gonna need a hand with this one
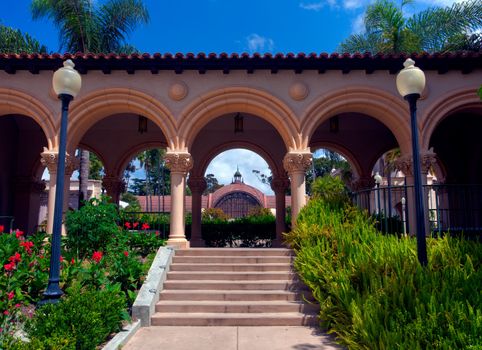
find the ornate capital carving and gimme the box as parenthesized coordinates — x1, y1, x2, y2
(40, 150, 79, 176)
(351, 176, 376, 191)
(65, 154, 79, 176)
(40, 150, 59, 174)
(283, 152, 312, 174)
(421, 149, 437, 174)
(188, 177, 207, 194)
(394, 155, 413, 176)
(102, 176, 126, 195)
(271, 177, 290, 193)
(394, 149, 437, 176)
(164, 152, 193, 174)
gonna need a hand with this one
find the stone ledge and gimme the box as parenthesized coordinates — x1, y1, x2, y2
(102, 320, 140, 350)
(131, 245, 175, 327)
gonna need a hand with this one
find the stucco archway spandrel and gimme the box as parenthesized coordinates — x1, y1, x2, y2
(66, 88, 176, 153)
(178, 87, 301, 150)
(421, 89, 482, 150)
(300, 87, 411, 155)
(0, 88, 55, 149)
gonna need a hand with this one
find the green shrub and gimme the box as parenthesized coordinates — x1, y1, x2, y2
(287, 199, 482, 350)
(310, 175, 349, 209)
(25, 286, 127, 350)
(65, 196, 120, 259)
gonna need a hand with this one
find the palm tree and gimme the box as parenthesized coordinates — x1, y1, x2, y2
(0, 23, 47, 53)
(339, 0, 482, 54)
(31, 0, 149, 204)
(31, 0, 149, 53)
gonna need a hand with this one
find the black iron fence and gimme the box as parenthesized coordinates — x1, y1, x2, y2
(351, 184, 482, 238)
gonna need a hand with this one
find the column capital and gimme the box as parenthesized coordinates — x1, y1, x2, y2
(271, 177, 290, 193)
(40, 150, 59, 174)
(283, 152, 312, 174)
(102, 176, 126, 195)
(65, 154, 79, 176)
(40, 150, 78, 176)
(351, 176, 376, 191)
(164, 152, 193, 174)
(188, 177, 207, 194)
(394, 149, 437, 176)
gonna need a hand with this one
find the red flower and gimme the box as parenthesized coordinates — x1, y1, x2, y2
(14, 304, 21, 308)
(141, 223, 150, 230)
(39, 254, 44, 259)
(9, 253, 21, 263)
(71, 258, 75, 265)
(20, 241, 34, 254)
(0, 225, 4, 233)
(3, 310, 9, 316)
(92, 251, 103, 263)
(133, 222, 139, 228)
(155, 231, 160, 236)
(59, 256, 64, 263)
(15, 230, 24, 239)
(124, 222, 131, 229)
(123, 251, 129, 257)
(7, 291, 14, 300)
(4, 262, 15, 271)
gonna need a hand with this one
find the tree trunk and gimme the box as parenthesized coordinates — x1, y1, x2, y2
(78, 149, 90, 208)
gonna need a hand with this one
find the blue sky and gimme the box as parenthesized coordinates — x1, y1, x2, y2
(12, 0, 459, 194)
(1, 0, 459, 54)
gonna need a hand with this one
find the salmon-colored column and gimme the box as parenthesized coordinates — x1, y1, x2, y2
(271, 177, 290, 247)
(40, 150, 58, 234)
(188, 177, 207, 247)
(165, 152, 193, 248)
(283, 151, 312, 226)
(40, 150, 78, 235)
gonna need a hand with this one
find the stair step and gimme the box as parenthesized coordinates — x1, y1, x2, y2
(169, 263, 292, 272)
(150, 312, 318, 326)
(158, 290, 310, 302)
(163, 280, 300, 290)
(155, 300, 319, 313)
(172, 256, 293, 264)
(175, 248, 294, 257)
(167, 271, 295, 280)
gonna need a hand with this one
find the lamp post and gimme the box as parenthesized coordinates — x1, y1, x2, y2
(396, 58, 428, 266)
(41, 60, 81, 304)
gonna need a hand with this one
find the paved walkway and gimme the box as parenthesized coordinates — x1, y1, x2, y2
(123, 326, 341, 350)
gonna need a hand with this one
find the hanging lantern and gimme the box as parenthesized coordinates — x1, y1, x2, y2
(234, 112, 244, 133)
(138, 116, 148, 134)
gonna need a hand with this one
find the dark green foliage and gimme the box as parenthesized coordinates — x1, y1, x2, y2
(310, 175, 350, 209)
(65, 196, 120, 259)
(204, 173, 224, 194)
(201, 222, 276, 247)
(88, 152, 104, 180)
(26, 286, 127, 350)
(0, 24, 47, 53)
(120, 192, 142, 212)
(286, 197, 482, 349)
(339, 0, 482, 54)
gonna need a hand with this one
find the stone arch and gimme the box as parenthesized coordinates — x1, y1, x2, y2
(211, 184, 265, 209)
(421, 88, 482, 150)
(178, 87, 300, 151)
(309, 141, 362, 179)
(114, 141, 168, 178)
(0, 88, 55, 149)
(192, 141, 282, 180)
(301, 87, 411, 154)
(67, 88, 176, 153)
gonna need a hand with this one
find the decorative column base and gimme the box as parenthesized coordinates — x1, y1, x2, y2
(166, 237, 190, 249)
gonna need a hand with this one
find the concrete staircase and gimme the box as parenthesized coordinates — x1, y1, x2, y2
(151, 248, 319, 326)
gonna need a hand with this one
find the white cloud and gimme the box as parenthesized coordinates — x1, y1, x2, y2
(342, 0, 365, 9)
(245, 33, 275, 53)
(351, 13, 366, 33)
(416, 0, 463, 6)
(299, 2, 325, 11)
(205, 149, 273, 195)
